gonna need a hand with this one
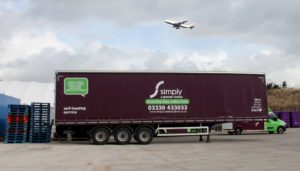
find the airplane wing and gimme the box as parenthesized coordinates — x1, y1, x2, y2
(164, 20, 178, 25)
(181, 24, 195, 29)
(180, 20, 188, 24)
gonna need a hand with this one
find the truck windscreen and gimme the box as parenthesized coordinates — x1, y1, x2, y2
(268, 112, 278, 121)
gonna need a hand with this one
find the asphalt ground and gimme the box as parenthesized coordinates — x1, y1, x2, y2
(0, 128, 299, 171)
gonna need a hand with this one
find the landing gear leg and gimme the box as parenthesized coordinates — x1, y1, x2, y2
(206, 135, 210, 143)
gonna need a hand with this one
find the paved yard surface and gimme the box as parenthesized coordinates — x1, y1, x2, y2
(0, 129, 300, 171)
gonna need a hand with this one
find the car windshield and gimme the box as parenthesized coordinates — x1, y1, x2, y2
(268, 112, 278, 120)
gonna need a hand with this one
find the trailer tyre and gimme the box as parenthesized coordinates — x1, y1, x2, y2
(136, 127, 154, 145)
(114, 127, 132, 144)
(92, 128, 110, 145)
(235, 128, 242, 135)
(133, 135, 138, 142)
(277, 126, 285, 134)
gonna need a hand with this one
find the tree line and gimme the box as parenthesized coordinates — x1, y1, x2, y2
(267, 81, 287, 90)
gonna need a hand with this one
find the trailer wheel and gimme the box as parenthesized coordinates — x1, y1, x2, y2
(92, 128, 110, 145)
(114, 127, 132, 144)
(136, 127, 154, 145)
(235, 128, 242, 135)
(277, 126, 285, 134)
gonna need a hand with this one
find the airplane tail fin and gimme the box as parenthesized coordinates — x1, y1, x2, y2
(190, 25, 195, 29)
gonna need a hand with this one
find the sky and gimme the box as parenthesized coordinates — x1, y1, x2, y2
(0, 0, 300, 87)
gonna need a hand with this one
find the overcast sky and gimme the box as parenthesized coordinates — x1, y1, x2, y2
(0, 0, 300, 86)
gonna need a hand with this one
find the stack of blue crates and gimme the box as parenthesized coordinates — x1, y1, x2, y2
(29, 103, 51, 143)
(4, 105, 30, 143)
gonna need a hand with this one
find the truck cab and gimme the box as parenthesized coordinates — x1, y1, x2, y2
(264, 109, 286, 134)
(224, 108, 286, 135)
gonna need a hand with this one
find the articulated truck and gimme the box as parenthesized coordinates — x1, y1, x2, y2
(55, 71, 268, 144)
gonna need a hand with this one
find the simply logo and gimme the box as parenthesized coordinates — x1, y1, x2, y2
(145, 80, 190, 113)
(149, 80, 164, 98)
(149, 80, 183, 98)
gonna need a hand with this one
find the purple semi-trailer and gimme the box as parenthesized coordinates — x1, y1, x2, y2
(55, 71, 268, 144)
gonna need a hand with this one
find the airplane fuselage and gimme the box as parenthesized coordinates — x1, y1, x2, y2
(173, 24, 181, 29)
(164, 19, 195, 29)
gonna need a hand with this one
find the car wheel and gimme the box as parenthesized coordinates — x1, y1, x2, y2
(235, 128, 242, 135)
(277, 126, 285, 134)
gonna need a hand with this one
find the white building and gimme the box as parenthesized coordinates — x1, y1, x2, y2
(0, 80, 54, 105)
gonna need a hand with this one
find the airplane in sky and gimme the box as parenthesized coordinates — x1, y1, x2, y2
(164, 19, 195, 29)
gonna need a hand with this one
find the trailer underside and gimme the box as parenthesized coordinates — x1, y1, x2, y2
(55, 117, 267, 144)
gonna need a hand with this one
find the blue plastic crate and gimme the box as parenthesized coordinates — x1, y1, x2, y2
(8, 105, 30, 114)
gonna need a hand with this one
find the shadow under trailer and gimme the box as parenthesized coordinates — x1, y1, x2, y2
(55, 71, 269, 145)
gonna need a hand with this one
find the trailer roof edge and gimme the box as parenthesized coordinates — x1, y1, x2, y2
(55, 70, 265, 75)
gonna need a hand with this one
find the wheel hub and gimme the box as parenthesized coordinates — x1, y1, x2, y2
(118, 131, 129, 142)
(140, 131, 150, 141)
(95, 131, 106, 142)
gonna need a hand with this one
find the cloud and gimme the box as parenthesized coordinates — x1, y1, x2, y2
(0, 29, 230, 82)
(22, 0, 300, 55)
(0, 31, 73, 63)
(0, 0, 300, 87)
(230, 50, 300, 86)
(0, 28, 299, 86)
